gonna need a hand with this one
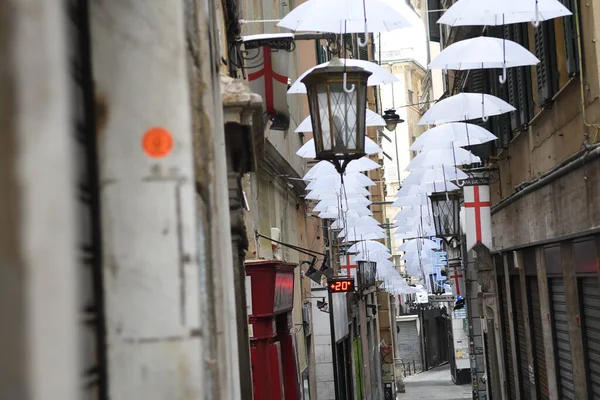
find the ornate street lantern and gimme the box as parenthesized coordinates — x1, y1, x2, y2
(429, 191, 461, 239)
(382, 108, 403, 131)
(302, 62, 373, 173)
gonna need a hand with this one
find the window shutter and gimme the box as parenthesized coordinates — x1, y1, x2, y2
(427, 0, 442, 42)
(534, 21, 558, 106)
(504, 25, 519, 130)
(561, 0, 580, 76)
(464, 69, 490, 130)
(358, 34, 369, 60)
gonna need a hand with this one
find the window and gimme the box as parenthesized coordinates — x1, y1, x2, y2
(408, 89, 414, 104)
(561, 0, 581, 76)
(534, 20, 559, 106)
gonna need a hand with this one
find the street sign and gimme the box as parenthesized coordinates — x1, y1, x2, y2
(428, 294, 456, 302)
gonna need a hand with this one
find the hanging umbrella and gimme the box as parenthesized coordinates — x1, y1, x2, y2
(288, 59, 398, 94)
(343, 231, 387, 242)
(296, 109, 385, 132)
(429, 37, 539, 83)
(418, 93, 515, 125)
(403, 166, 468, 185)
(347, 240, 388, 253)
(306, 173, 375, 190)
(306, 187, 371, 200)
(392, 193, 431, 207)
(398, 238, 439, 252)
(409, 123, 497, 152)
(438, 0, 572, 28)
(331, 215, 381, 229)
(339, 226, 385, 238)
(405, 147, 481, 171)
(297, 136, 382, 158)
(355, 251, 392, 262)
(277, 0, 412, 35)
(318, 206, 373, 219)
(397, 182, 460, 196)
(303, 157, 380, 180)
(313, 197, 371, 212)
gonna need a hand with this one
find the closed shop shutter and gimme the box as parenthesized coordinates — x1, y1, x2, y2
(484, 331, 494, 400)
(529, 278, 550, 399)
(550, 278, 575, 399)
(397, 320, 422, 371)
(580, 277, 600, 398)
(67, 1, 107, 397)
(512, 276, 530, 399)
(498, 277, 517, 398)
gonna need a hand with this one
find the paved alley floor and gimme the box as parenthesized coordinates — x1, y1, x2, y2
(397, 365, 472, 400)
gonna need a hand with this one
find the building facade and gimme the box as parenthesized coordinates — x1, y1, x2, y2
(436, 0, 600, 398)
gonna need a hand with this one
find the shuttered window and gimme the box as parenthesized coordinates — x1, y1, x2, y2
(357, 34, 369, 61)
(498, 277, 518, 398)
(512, 276, 530, 399)
(549, 278, 576, 399)
(534, 21, 559, 106)
(580, 277, 600, 398)
(504, 23, 534, 130)
(427, 0, 442, 42)
(529, 278, 550, 399)
(560, 0, 581, 76)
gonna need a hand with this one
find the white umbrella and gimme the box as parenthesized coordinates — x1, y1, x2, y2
(303, 158, 380, 180)
(313, 197, 371, 212)
(306, 173, 375, 190)
(403, 167, 468, 185)
(397, 182, 460, 196)
(331, 215, 381, 229)
(343, 231, 386, 242)
(347, 240, 388, 253)
(409, 123, 497, 152)
(438, 0, 572, 28)
(405, 147, 481, 171)
(339, 226, 385, 238)
(429, 37, 539, 84)
(399, 238, 438, 253)
(392, 193, 431, 207)
(318, 206, 373, 219)
(306, 187, 371, 200)
(355, 251, 392, 262)
(418, 93, 515, 125)
(288, 59, 398, 94)
(295, 109, 385, 132)
(296, 137, 382, 158)
(277, 0, 412, 35)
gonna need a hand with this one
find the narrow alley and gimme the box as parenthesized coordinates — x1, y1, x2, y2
(397, 366, 472, 400)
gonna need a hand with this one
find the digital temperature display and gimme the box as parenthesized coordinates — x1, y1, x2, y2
(327, 279, 355, 293)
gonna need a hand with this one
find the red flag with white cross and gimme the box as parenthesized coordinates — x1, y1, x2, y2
(339, 254, 358, 279)
(464, 185, 492, 251)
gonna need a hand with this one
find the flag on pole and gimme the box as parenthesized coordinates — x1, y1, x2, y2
(464, 185, 492, 251)
(339, 254, 358, 278)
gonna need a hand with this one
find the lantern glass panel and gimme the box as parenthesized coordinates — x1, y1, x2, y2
(302, 66, 371, 162)
(430, 191, 461, 238)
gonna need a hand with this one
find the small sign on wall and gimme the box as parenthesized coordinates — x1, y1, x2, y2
(246, 276, 253, 315)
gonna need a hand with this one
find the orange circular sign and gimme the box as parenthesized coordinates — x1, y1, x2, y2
(142, 127, 173, 158)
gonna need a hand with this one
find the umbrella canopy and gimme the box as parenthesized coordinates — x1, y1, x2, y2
(399, 238, 439, 252)
(418, 93, 515, 125)
(347, 240, 388, 253)
(313, 196, 371, 212)
(409, 123, 497, 152)
(331, 215, 381, 229)
(306, 188, 371, 200)
(343, 231, 386, 242)
(403, 166, 469, 185)
(429, 37, 539, 70)
(288, 59, 398, 94)
(392, 193, 431, 207)
(339, 225, 385, 238)
(277, 0, 412, 33)
(405, 147, 481, 170)
(397, 182, 460, 196)
(303, 157, 380, 180)
(295, 109, 385, 132)
(297, 136, 382, 158)
(438, 0, 572, 27)
(318, 206, 373, 219)
(306, 172, 375, 190)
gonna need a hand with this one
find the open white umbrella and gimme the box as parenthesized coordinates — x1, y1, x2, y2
(303, 157, 380, 180)
(318, 206, 373, 219)
(313, 197, 371, 212)
(397, 182, 460, 196)
(306, 186, 371, 200)
(409, 123, 497, 152)
(403, 167, 468, 185)
(296, 109, 385, 132)
(277, 0, 412, 36)
(392, 193, 431, 207)
(331, 215, 381, 229)
(288, 58, 398, 94)
(347, 240, 388, 253)
(343, 231, 386, 242)
(429, 37, 539, 83)
(405, 147, 481, 171)
(399, 238, 439, 252)
(296, 136, 382, 158)
(339, 225, 385, 238)
(438, 0, 572, 28)
(418, 93, 515, 125)
(306, 173, 375, 190)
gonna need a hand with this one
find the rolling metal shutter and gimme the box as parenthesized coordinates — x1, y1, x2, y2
(529, 278, 550, 399)
(550, 278, 575, 399)
(498, 277, 517, 399)
(67, 1, 107, 398)
(580, 277, 600, 398)
(512, 276, 530, 399)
